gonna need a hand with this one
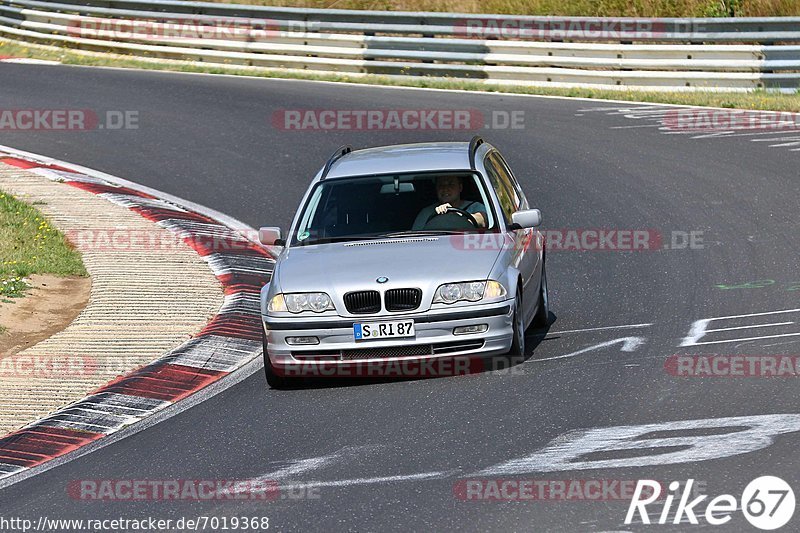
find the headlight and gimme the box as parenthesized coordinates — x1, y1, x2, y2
(268, 292, 334, 314)
(433, 280, 507, 304)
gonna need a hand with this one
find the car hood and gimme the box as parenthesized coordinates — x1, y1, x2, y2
(276, 235, 505, 295)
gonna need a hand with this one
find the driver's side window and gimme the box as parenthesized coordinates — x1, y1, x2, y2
(484, 153, 517, 224)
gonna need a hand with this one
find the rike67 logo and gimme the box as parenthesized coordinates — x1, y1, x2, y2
(626, 476, 795, 530)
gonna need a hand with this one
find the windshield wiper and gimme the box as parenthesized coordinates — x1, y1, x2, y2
(378, 230, 463, 237)
(298, 234, 391, 245)
(298, 231, 464, 245)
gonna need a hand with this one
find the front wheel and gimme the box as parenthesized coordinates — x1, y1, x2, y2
(505, 287, 525, 357)
(532, 259, 549, 328)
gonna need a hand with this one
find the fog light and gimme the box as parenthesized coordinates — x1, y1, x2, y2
(453, 324, 488, 335)
(286, 336, 320, 345)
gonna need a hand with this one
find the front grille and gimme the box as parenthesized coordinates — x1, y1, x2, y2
(385, 288, 422, 312)
(341, 344, 432, 360)
(344, 290, 381, 314)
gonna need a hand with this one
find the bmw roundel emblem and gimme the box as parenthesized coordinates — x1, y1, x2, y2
(376, 276, 389, 283)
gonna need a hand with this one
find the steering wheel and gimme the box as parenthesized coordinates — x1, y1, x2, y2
(442, 207, 479, 228)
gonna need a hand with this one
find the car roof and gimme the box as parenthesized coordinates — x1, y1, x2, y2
(321, 142, 481, 180)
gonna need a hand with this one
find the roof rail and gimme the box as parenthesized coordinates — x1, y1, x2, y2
(320, 145, 353, 180)
(468, 136, 484, 170)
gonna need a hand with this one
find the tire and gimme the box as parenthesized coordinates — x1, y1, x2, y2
(532, 259, 549, 329)
(505, 287, 525, 357)
(263, 328, 289, 389)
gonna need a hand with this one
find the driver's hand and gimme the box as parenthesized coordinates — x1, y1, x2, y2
(435, 203, 452, 215)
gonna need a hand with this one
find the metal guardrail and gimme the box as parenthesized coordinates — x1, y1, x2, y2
(0, 0, 798, 91)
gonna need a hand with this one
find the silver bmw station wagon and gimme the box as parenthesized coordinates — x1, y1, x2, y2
(259, 137, 549, 387)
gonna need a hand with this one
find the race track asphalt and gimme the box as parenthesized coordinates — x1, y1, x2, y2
(1, 64, 799, 531)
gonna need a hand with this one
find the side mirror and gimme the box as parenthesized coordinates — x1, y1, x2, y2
(259, 227, 284, 246)
(510, 209, 542, 229)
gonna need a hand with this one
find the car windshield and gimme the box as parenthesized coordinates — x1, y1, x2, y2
(290, 171, 499, 246)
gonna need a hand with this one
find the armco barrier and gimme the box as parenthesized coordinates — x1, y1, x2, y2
(0, 0, 798, 91)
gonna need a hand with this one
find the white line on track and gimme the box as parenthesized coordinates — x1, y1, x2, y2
(765, 140, 800, 148)
(706, 308, 800, 320)
(260, 457, 337, 481)
(214, 447, 452, 494)
(528, 337, 646, 363)
(280, 471, 456, 490)
(706, 321, 793, 333)
(690, 130, 800, 140)
(692, 332, 800, 346)
(609, 124, 663, 129)
(544, 323, 652, 335)
(752, 135, 800, 142)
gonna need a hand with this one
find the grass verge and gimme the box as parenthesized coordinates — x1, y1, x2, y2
(200, 0, 798, 18)
(0, 189, 87, 301)
(2, 38, 800, 111)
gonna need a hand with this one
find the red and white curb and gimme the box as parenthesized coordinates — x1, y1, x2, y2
(0, 146, 274, 481)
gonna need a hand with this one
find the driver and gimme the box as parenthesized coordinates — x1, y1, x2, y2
(412, 175, 487, 230)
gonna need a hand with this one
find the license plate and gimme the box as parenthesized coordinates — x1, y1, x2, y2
(353, 320, 415, 341)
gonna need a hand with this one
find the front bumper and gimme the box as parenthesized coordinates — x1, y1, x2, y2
(263, 301, 514, 372)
